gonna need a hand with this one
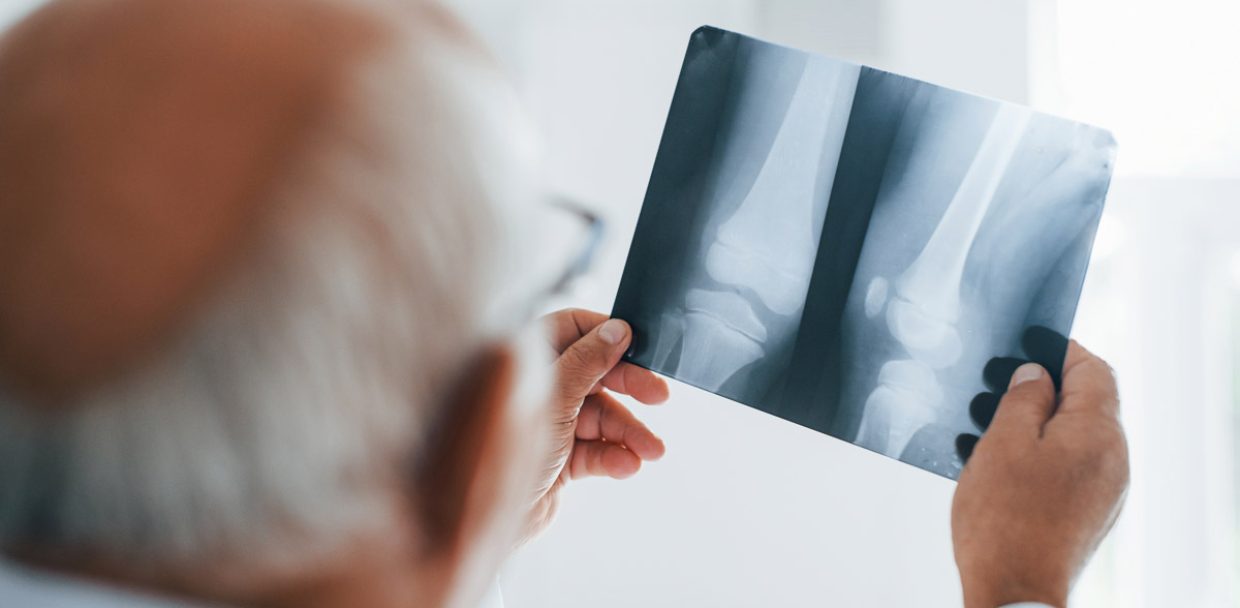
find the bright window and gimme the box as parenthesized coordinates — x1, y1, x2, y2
(1033, 2, 1240, 603)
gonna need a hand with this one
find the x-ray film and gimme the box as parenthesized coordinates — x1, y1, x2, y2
(612, 26, 1115, 479)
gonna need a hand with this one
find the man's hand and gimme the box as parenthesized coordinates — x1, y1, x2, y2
(522, 309, 669, 540)
(952, 340, 1128, 608)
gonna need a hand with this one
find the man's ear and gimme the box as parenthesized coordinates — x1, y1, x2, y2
(414, 345, 516, 564)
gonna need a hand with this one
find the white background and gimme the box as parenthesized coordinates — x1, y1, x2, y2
(453, 2, 1240, 606)
(2, 1, 1237, 606)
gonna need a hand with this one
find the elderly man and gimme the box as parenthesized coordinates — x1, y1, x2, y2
(0, 0, 1128, 607)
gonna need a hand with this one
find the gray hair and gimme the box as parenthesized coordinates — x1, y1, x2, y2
(0, 5, 554, 576)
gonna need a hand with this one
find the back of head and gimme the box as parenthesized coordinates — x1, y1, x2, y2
(0, 0, 551, 597)
(0, 0, 388, 400)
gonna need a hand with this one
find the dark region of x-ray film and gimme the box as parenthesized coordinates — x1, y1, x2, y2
(612, 26, 1115, 479)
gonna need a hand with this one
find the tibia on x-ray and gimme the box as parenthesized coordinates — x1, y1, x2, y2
(675, 289, 768, 391)
(705, 58, 857, 315)
(855, 359, 943, 455)
(860, 104, 1031, 457)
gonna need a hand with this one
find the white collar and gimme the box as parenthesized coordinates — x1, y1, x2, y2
(1, 559, 508, 608)
(0, 559, 216, 608)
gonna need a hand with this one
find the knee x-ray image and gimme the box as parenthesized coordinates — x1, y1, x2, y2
(611, 26, 1115, 479)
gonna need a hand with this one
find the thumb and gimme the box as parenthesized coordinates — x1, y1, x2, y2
(553, 318, 630, 407)
(987, 362, 1057, 437)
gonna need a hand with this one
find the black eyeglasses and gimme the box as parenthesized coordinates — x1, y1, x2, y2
(542, 196, 604, 299)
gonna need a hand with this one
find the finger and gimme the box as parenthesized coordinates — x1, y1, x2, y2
(986, 362, 1057, 438)
(576, 393, 665, 460)
(983, 357, 1028, 393)
(1055, 340, 1120, 420)
(599, 361, 670, 405)
(553, 318, 631, 410)
(956, 433, 979, 463)
(543, 311, 665, 402)
(567, 440, 641, 480)
(1021, 325, 1069, 389)
(969, 392, 1000, 429)
(543, 308, 610, 354)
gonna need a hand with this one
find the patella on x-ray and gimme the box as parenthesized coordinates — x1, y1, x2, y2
(612, 26, 1115, 479)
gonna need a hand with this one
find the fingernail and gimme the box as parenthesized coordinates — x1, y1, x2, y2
(1009, 363, 1044, 389)
(598, 319, 627, 345)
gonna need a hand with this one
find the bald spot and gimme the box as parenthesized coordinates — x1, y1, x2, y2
(0, 0, 389, 404)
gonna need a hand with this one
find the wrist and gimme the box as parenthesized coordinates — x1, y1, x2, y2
(961, 569, 1068, 608)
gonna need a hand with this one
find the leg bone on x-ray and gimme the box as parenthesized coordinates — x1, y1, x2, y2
(856, 104, 1032, 458)
(668, 58, 856, 392)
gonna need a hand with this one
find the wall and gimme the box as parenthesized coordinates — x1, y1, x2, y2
(0, 0, 40, 27)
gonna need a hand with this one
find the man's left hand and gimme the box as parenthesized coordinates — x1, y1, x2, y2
(523, 308, 669, 540)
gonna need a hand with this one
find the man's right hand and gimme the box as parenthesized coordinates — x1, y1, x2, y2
(951, 341, 1129, 608)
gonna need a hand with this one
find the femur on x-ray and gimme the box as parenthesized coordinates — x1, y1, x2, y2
(613, 27, 1114, 479)
(648, 50, 858, 397)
